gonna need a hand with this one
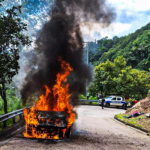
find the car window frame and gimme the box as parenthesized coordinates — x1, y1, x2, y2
(117, 97, 122, 101)
(111, 97, 116, 101)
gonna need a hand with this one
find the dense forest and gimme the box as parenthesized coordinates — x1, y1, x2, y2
(89, 23, 150, 71)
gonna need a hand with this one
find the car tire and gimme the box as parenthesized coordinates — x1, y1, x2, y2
(106, 103, 110, 107)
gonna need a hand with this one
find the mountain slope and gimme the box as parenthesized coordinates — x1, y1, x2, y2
(90, 23, 150, 71)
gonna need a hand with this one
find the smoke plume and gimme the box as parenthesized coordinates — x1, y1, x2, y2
(21, 0, 116, 105)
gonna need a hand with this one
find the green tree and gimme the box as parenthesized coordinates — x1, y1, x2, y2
(90, 56, 150, 99)
(90, 23, 150, 71)
(0, 0, 31, 114)
(92, 58, 116, 95)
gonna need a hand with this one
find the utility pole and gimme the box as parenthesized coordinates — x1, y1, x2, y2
(87, 42, 89, 65)
(84, 42, 89, 65)
(84, 41, 89, 93)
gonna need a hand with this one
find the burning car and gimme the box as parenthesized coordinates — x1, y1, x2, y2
(23, 59, 76, 140)
(25, 110, 76, 139)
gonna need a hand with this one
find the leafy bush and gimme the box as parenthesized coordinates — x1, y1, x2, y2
(0, 87, 23, 115)
(89, 96, 97, 100)
(79, 95, 86, 99)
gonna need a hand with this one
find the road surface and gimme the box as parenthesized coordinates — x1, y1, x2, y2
(1, 105, 150, 150)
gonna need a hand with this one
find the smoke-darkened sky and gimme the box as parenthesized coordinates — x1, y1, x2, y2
(2, 0, 150, 98)
(20, 0, 115, 105)
(1, 0, 150, 41)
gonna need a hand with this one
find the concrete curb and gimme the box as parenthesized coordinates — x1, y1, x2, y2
(112, 116, 150, 136)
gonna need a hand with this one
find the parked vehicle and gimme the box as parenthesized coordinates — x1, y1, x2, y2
(97, 95, 130, 109)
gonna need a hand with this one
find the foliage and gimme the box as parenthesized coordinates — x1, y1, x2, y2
(79, 95, 97, 100)
(0, 1, 31, 113)
(89, 56, 150, 99)
(89, 36, 115, 65)
(0, 87, 23, 115)
(88, 96, 97, 100)
(90, 23, 150, 71)
(79, 94, 86, 99)
(0, 2, 31, 84)
(116, 113, 150, 132)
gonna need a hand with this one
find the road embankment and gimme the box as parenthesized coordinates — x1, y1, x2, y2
(115, 113, 150, 135)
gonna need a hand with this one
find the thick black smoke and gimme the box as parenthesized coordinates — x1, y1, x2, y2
(21, 0, 116, 105)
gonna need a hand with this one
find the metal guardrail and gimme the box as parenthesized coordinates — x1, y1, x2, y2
(0, 109, 23, 128)
(0, 101, 98, 140)
(0, 100, 97, 129)
(79, 99, 98, 103)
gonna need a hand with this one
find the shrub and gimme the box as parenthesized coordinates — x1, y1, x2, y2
(79, 94, 86, 99)
(89, 96, 97, 100)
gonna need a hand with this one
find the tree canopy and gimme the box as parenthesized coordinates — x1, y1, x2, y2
(89, 23, 150, 71)
(89, 56, 150, 99)
(0, 0, 31, 113)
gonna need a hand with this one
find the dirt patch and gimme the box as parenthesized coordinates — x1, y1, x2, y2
(126, 98, 150, 115)
(116, 97, 150, 133)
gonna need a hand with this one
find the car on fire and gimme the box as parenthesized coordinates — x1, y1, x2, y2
(26, 110, 77, 139)
(97, 95, 130, 109)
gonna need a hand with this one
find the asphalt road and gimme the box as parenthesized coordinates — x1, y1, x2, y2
(1, 105, 150, 150)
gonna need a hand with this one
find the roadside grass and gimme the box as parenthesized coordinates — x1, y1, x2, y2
(115, 113, 150, 132)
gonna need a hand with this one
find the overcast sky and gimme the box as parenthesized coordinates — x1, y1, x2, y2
(82, 0, 150, 41)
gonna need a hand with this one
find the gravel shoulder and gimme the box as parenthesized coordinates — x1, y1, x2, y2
(1, 106, 150, 150)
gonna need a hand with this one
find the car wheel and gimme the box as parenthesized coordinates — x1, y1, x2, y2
(106, 103, 110, 107)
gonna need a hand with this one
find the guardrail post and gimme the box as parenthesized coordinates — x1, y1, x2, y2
(12, 117, 16, 124)
(19, 114, 22, 120)
(3, 121, 7, 128)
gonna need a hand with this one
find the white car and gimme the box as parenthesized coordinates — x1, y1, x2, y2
(97, 95, 129, 109)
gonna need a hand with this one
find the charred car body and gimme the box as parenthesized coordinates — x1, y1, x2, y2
(26, 110, 76, 139)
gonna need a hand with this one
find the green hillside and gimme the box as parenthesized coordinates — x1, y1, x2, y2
(90, 23, 150, 71)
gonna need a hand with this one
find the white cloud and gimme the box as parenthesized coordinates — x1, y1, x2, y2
(108, 0, 150, 12)
(80, 22, 132, 41)
(105, 22, 131, 37)
(79, 0, 150, 41)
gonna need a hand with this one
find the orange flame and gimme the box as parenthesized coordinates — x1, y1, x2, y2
(23, 58, 76, 139)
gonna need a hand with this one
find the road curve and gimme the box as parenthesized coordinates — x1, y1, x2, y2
(1, 105, 150, 150)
